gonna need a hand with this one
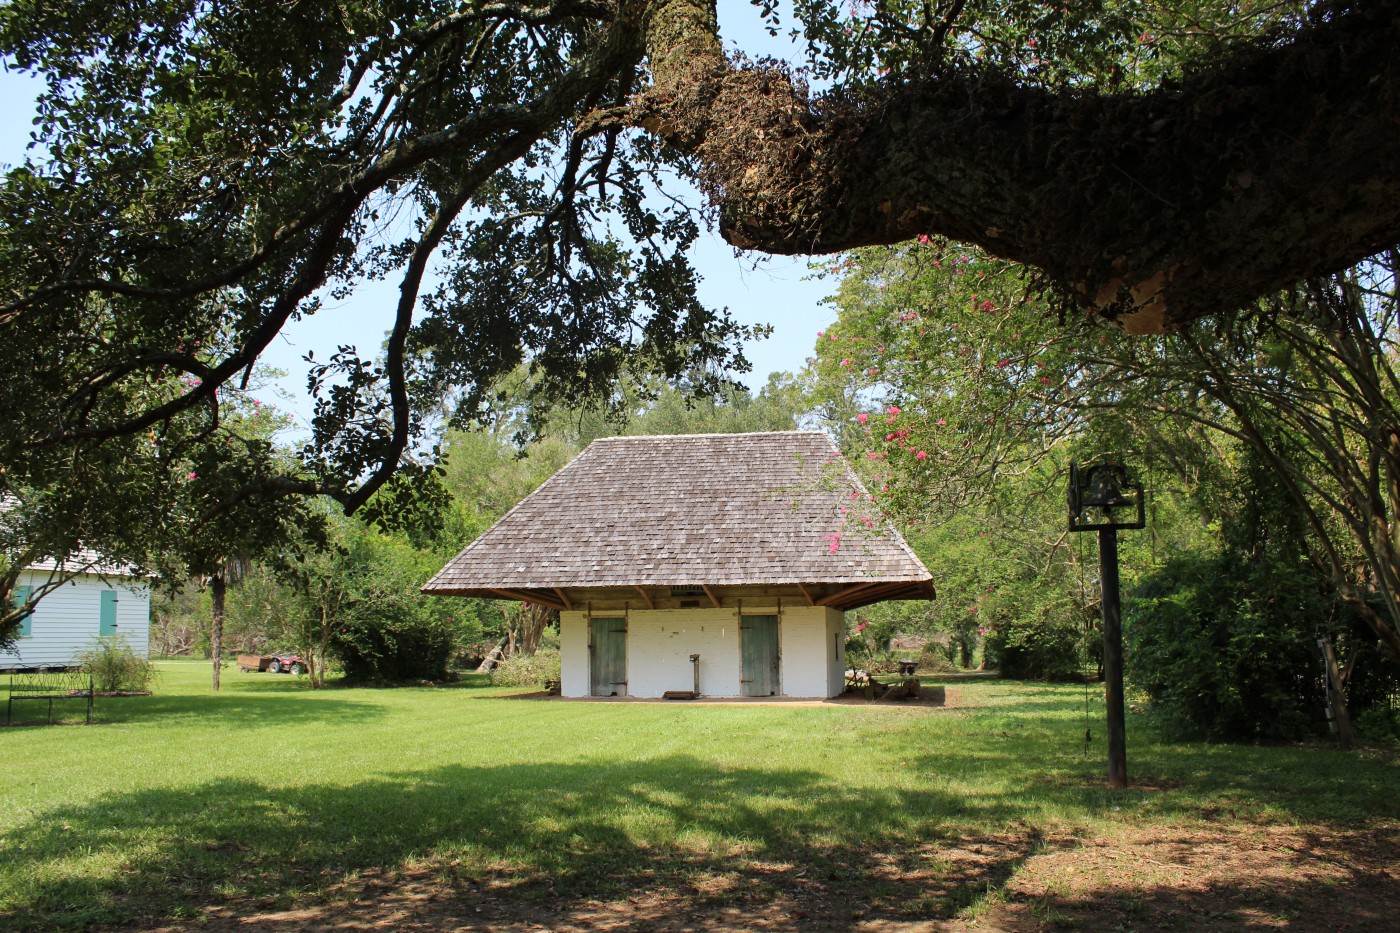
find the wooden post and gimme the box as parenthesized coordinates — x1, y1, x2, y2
(1099, 527, 1128, 789)
(1317, 636, 1354, 750)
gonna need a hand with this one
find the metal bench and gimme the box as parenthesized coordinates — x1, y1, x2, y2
(6, 670, 94, 725)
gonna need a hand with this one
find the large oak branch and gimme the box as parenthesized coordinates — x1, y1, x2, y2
(639, 0, 1400, 333)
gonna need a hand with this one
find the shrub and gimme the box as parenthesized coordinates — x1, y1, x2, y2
(1125, 552, 1331, 741)
(490, 648, 561, 688)
(915, 646, 957, 673)
(1352, 706, 1400, 745)
(78, 635, 156, 693)
(984, 614, 1086, 681)
(332, 609, 455, 683)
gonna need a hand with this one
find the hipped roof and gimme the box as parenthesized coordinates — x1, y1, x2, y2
(423, 431, 934, 600)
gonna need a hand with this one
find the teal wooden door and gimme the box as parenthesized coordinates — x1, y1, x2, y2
(741, 615, 780, 697)
(99, 591, 119, 636)
(589, 617, 627, 696)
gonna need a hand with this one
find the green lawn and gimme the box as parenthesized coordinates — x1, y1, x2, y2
(2, 661, 1396, 930)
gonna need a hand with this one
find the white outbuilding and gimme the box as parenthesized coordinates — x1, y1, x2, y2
(2, 553, 151, 670)
(423, 431, 935, 698)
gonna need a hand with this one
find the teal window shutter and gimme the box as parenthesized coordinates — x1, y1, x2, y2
(99, 590, 118, 636)
(12, 584, 33, 638)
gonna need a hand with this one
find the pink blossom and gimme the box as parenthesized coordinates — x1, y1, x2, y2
(887, 405, 901, 416)
(816, 331, 823, 338)
(937, 418, 947, 426)
(187, 472, 198, 480)
(829, 333, 839, 341)
(840, 359, 851, 367)
(981, 300, 996, 312)
(856, 412, 869, 424)
(915, 450, 928, 461)
(917, 234, 930, 245)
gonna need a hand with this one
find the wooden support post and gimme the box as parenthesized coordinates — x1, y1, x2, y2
(1100, 527, 1128, 790)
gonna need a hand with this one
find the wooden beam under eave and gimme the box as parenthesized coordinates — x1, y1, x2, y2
(827, 583, 906, 611)
(796, 583, 817, 606)
(553, 588, 574, 611)
(832, 581, 938, 611)
(634, 586, 655, 609)
(701, 584, 721, 608)
(815, 581, 885, 608)
(489, 588, 567, 611)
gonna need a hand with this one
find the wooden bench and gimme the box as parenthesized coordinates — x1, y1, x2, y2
(6, 670, 94, 725)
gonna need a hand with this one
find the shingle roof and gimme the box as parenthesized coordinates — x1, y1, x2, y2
(423, 431, 933, 593)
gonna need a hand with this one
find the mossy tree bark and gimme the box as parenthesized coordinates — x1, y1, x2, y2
(636, 0, 1400, 332)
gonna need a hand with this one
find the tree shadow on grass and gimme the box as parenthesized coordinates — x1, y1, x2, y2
(7, 751, 1396, 932)
(2, 754, 1068, 931)
(87, 692, 390, 728)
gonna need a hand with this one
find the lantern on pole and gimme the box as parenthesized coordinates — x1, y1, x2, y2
(1068, 460, 1144, 789)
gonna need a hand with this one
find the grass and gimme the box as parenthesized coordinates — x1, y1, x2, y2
(2, 660, 1397, 930)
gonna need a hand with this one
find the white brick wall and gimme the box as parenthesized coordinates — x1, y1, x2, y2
(2, 571, 151, 669)
(559, 610, 589, 696)
(557, 604, 845, 698)
(777, 606, 846, 698)
(827, 608, 847, 697)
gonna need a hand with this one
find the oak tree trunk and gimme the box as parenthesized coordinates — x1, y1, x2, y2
(636, 0, 1400, 331)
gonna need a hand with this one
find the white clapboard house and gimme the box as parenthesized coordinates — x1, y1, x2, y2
(2, 551, 151, 671)
(423, 431, 935, 698)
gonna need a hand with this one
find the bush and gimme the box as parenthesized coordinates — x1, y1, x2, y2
(984, 614, 1086, 681)
(332, 609, 456, 683)
(1126, 552, 1331, 741)
(490, 648, 561, 688)
(915, 646, 957, 673)
(78, 635, 156, 693)
(1352, 706, 1400, 745)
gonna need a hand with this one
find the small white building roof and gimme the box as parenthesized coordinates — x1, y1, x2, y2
(424, 431, 934, 607)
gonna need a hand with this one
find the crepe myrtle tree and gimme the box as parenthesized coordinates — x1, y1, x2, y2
(814, 239, 1400, 666)
(2, 0, 1398, 556)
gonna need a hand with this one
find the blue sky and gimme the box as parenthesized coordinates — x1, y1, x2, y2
(0, 4, 836, 423)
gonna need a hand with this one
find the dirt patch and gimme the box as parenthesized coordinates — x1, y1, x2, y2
(991, 822, 1400, 931)
(134, 822, 1399, 932)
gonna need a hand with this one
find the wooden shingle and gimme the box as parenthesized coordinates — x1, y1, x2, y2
(423, 431, 933, 596)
